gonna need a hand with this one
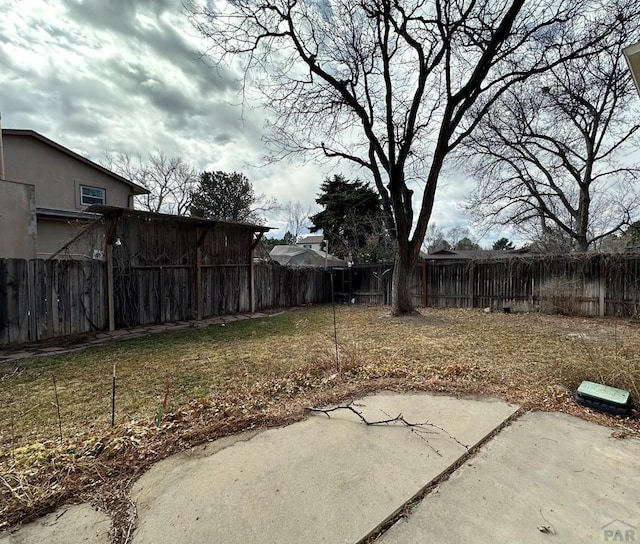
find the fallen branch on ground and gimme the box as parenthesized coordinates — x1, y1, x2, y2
(305, 402, 469, 456)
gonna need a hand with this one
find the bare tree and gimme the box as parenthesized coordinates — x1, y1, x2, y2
(283, 200, 313, 240)
(446, 227, 473, 250)
(461, 23, 640, 252)
(422, 223, 449, 253)
(104, 151, 197, 215)
(422, 224, 479, 252)
(188, 0, 636, 314)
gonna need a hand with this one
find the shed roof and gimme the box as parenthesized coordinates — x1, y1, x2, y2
(2, 129, 149, 195)
(89, 205, 272, 232)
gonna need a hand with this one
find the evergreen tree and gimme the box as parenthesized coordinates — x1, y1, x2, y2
(264, 231, 296, 250)
(455, 237, 481, 250)
(492, 238, 515, 251)
(191, 171, 277, 223)
(310, 175, 385, 259)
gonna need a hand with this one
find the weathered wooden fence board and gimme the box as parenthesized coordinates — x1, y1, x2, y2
(110, 262, 330, 329)
(0, 259, 29, 344)
(421, 255, 640, 316)
(7, 254, 640, 347)
(254, 264, 331, 309)
(0, 259, 106, 345)
(340, 255, 640, 317)
(201, 266, 251, 318)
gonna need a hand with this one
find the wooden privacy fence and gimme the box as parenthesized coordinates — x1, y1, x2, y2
(332, 263, 422, 306)
(0, 259, 332, 346)
(1, 210, 334, 346)
(0, 259, 106, 345)
(255, 264, 331, 310)
(113, 262, 331, 328)
(422, 254, 640, 316)
(5, 253, 640, 347)
(338, 255, 640, 317)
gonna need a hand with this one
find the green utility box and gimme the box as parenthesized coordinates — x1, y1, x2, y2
(576, 381, 632, 416)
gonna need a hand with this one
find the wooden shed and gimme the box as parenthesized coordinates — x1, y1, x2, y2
(91, 206, 271, 329)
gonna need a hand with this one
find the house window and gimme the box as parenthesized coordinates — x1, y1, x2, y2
(80, 186, 106, 206)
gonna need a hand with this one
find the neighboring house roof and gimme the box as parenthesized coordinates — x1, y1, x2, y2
(297, 234, 324, 245)
(270, 245, 345, 267)
(425, 248, 531, 260)
(1, 129, 149, 195)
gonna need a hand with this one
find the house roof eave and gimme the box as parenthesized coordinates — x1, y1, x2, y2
(36, 207, 102, 221)
(2, 129, 150, 196)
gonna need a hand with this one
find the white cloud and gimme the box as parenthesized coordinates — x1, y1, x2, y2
(0, 0, 481, 241)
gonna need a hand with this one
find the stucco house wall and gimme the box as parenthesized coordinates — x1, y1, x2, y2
(2, 132, 135, 210)
(0, 130, 147, 258)
(0, 179, 37, 258)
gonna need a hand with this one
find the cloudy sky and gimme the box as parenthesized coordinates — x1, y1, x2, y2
(0, 0, 497, 243)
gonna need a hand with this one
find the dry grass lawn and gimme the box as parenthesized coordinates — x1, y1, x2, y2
(1, 304, 640, 538)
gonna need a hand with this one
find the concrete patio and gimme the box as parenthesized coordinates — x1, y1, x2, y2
(1, 392, 638, 544)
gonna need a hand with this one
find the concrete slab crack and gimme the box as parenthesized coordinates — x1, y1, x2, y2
(358, 406, 526, 544)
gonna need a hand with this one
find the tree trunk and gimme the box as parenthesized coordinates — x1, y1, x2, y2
(391, 251, 416, 316)
(576, 235, 589, 252)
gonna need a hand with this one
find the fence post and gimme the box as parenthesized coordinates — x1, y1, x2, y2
(468, 262, 474, 309)
(27, 259, 37, 341)
(249, 233, 266, 313)
(196, 246, 202, 320)
(195, 228, 207, 321)
(599, 255, 606, 317)
(422, 261, 427, 307)
(106, 244, 115, 331)
(104, 216, 118, 331)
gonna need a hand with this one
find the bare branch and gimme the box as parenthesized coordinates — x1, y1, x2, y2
(459, 20, 640, 251)
(187, 0, 640, 311)
(306, 402, 469, 454)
